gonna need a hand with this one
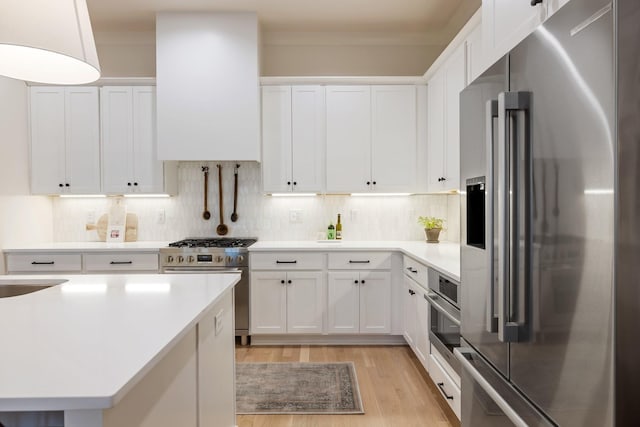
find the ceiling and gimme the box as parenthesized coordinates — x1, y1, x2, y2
(86, 0, 479, 34)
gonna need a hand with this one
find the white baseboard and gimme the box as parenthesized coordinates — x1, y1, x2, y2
(249, 334, 408, 346)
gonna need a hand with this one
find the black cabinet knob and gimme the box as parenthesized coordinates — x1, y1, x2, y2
(287, 181, 291, 185)
(354, 280, 359, 284)
(293, 182, 297, 186)
(287, 280, 292, 284)
(366, 181, 371, 185)
(127, 182, 132, 186)
(65, 183, 70, 187)
(281, 280, 285, 284)
(530, 0, 543, 5)
(372, 181, 376, 185)
(134, 182, 138, 186)
(59, 183, 63, 188)
(361, 280, 366, 284)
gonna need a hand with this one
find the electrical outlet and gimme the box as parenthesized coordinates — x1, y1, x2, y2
(289, 209, 302, 223)
(157, 208, 166, 224)
(86, 209, 96, 224)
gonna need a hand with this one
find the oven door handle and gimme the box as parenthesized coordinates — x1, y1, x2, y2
(425, 292, 460, 326)
(162, 267, 242, 274)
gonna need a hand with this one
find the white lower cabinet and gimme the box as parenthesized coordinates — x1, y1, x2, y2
(429, 349, 462, 419)
(250, 270, 324, 334)
(327, 271, 391, 334)
(402, 269, 429, 370)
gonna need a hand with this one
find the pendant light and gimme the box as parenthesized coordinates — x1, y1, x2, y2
(0, 0, 101, 84)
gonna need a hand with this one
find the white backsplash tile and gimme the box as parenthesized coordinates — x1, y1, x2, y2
(52, 162, 460, 243)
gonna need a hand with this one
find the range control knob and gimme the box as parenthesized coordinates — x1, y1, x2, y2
(215, 255, 224, 263)
(187, 256, 195, 263)
(177, 256, 185, 263)
(226, 256, 233, 264)
(238, 255, 245, 264)
(167, 256, 174, 263)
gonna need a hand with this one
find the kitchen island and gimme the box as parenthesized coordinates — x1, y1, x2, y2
(0, 272, 239, 427)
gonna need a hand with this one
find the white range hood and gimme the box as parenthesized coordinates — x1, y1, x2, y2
(156, 12, 260, 161)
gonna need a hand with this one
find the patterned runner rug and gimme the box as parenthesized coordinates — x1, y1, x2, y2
(236, 362, 364, 415)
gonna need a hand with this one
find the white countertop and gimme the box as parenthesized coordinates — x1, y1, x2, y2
(0, 272, 239, 411)
(249, 240, 460, 281)
(2, 241, 170, 252)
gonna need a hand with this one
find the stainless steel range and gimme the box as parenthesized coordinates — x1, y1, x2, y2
(160, 237, 257, 345)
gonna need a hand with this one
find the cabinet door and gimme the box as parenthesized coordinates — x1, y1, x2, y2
(286, 271, 324, 333)
(30, 87, 66, 194)
(102, 87, 134, 194)
(415, 288, 430, 369)
(427, 70, 446, 191)
(325, 86, 371, 193)
(261, 86, 292, 193)
(359, 271, 391, 334)
(327, 272, 360, 334)
(64, 87, 101, 194)
(403, 275, 417, 347)
(250, 271, 287, 334)
(483, 0, 546, 65)
(132, 86, 163, 193)
(371, 85, 417, 192)
(442, 43, 466, 192)
(291, 86, 325, 192)
(466, 22, 484, 84)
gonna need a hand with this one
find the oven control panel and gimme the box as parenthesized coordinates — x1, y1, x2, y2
(160, 248, 247, 268)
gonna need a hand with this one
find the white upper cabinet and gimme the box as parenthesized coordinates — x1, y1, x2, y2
(427, 43, 465, 192)
(326, 85, 419, 193)
(466, 21, 484, 84)
(101, 86, 176, 195)
(30, 87, 101, 195)
(371, 86, 417, 192)
(156, 12, 260, 161)
(325, 86, 372, 193)
(261, 86, 325, 193)
(483, 0, 546, 65)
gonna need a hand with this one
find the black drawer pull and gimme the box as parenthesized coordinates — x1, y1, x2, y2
(276, 260, 297, 264)
(31, 261, 54, 265)
(110, 261, 133, 265)
(349, 260, 370, 264)
(437, 382, 454, 400)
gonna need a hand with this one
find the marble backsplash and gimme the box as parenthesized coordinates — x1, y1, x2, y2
(52, 162, 460, 243)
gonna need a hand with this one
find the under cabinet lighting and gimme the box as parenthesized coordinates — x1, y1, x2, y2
(269, 193, 317, 197)
(123, 194, 171, 198)
(59, 194, 107, 198)
(350, 193, 412, 197)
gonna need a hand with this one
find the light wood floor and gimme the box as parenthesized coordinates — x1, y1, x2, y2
(235, 345, 460, 427)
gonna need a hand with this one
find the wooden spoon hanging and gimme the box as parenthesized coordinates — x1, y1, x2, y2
(231, 164, 239, 222)
(202, 166, 211, 220)
(216, 164, 228, 235)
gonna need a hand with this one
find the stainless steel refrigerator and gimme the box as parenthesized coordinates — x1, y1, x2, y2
(458, 0, 640, 425)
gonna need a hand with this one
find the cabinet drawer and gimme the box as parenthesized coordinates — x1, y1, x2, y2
(6, 253, 82, 273)
(327, 252, 391, 270)
(429, 353, 461, 419)
(250, 252, 324, 270)
(403, 255, 428, 289)
(84, 253, 159, 272)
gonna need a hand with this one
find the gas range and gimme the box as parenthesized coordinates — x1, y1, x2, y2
(160, 238, 257, 270)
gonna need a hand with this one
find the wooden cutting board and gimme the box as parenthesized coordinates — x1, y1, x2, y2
(86, 213, 138, 242)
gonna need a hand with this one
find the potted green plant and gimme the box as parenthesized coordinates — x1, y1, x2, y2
(418, 216, 445, 243)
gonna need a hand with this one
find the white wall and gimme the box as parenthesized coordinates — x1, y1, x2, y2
(0, 77, 53, 272)
(52, 162, 460, 243)
(94, 31, 446, 77)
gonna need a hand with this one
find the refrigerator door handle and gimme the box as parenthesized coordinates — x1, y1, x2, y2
(485, 99, 499, 333)
(455, 347, 533, 427)
(498, 91, 531, 343)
